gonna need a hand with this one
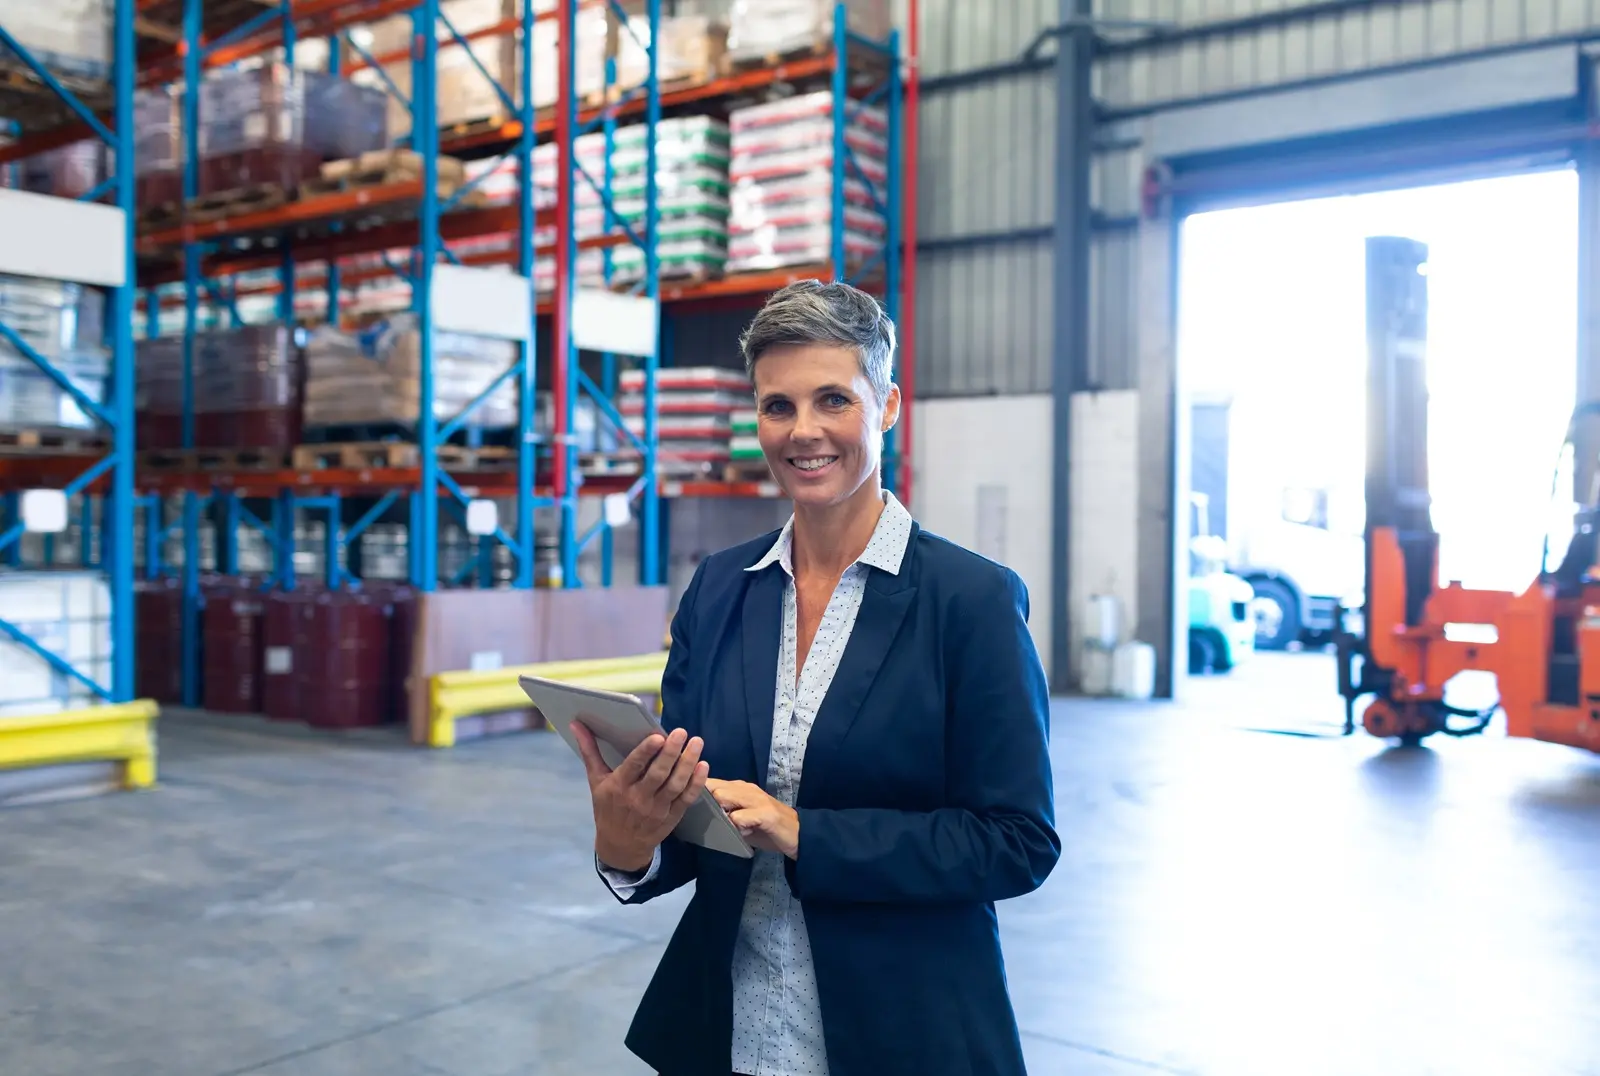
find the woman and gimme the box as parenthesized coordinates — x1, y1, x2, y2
(573, 279, 1059, 1076)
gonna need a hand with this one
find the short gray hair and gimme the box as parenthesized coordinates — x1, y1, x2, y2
(738, 280, 896, 403)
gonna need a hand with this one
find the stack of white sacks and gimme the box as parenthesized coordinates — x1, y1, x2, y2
(727, 90, 889, 274)
(531, 117, 733, 292)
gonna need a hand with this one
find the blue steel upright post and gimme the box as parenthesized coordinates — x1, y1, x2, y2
(108, 0, 137, 700)
(514, 0, 538, 588)
(0, 0, 142, 702)
(412, 0, 442, 591)
(882, 26, 903, 493)
(180, 0, 204, 704)
(553, 0, 579, 586)
(561, 0, 662, 587)
(637, 0, 662, 587)
(827, 2, 902, 493)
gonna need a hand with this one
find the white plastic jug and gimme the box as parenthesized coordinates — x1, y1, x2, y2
(1111, 641, 1156, 700)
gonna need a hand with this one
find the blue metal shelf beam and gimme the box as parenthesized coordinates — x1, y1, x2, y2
(0, 0, 137, 703)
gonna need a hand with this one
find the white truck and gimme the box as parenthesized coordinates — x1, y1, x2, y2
(1191, 394, 1366, 650)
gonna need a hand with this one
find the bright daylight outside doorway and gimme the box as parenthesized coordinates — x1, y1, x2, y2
(1175, 167, 1580, 730)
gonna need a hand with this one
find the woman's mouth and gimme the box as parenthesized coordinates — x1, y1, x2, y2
(788, 455, 839, 477)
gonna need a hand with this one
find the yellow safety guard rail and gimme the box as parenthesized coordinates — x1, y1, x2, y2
(0, 699, 160, 789)
(429, 651, 668, 748)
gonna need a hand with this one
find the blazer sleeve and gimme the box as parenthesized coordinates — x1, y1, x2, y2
(597, 558, 708, 906)
(785, 566, 1061, 905)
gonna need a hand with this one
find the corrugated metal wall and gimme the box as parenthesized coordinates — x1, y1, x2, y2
(1095, 0, 1600, 113)
(915, 0, 1060, 397)
(914, 0, 1600, 397)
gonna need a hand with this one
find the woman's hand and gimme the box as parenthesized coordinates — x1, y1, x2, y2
(574, 723, 709, 873)
(706, 779, 800, 859)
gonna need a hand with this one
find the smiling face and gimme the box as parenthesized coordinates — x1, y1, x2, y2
(752, 342, 901, 511)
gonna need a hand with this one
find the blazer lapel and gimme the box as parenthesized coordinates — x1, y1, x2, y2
(801, 567, 917, 799)
(740, 565, 784, 783)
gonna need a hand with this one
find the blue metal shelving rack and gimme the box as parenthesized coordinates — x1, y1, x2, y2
(135, 0, 908, 621)
(550, 0, 662, 589)
(0, 0, 138, 704)
(134, 0, 585, 704)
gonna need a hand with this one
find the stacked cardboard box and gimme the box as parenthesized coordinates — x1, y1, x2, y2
(727, 90, 889, 273)
(618, 366, 749, 476)
(301, 312, 519, 431)
(0, 0, 110, 80)
(133, 88, 182, 210)
(135, 324, 303, 451)
(0, 276, 108, 433)
(724, 0, 890, 61)
(196, 65, 387, 197)
(9, 139, 106, 201)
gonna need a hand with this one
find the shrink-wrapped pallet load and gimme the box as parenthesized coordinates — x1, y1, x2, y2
(726, 90, 888, 273)
(301, 313, 519, 431)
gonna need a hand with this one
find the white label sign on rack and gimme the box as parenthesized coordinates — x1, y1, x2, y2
(430, 263, 532, 341)
(0, 190, 127, 287)
(572, 289, 659, 358)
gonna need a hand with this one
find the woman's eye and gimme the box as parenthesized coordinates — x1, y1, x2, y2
(763, 400, 791, 416)
(825, 394, 849, 407)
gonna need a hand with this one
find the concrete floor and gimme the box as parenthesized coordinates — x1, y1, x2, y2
(3, 652, 1599, 1076)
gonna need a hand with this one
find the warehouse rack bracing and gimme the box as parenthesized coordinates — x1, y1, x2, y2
(0, 0, 917, 711)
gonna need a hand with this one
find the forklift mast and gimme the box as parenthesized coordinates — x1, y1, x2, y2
(1336, 236, 1439, 728)
(1362, 236, 1438, 630)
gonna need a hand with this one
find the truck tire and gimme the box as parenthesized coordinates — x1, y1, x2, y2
(1188, 628, 1226, 675)
(1247, 577, 1300, 651)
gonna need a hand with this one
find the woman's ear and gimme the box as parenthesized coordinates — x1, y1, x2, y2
(881, 384, 903, 433)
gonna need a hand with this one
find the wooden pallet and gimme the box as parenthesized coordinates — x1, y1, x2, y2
(300, 150, 470, 201)
(580, 453, 642, 477)
(138, 447, 290, 471)
(292, 440, 418, 470)
(184, 183, 288, 224)
(722, 36, 832, 74)
(441, 115, 514, 144)
(291, 441, 514, 471)
(0, 428, 106, 453)
(138, 201, 184, 229)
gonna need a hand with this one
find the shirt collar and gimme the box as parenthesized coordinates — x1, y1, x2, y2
(746, 490, 914, 578)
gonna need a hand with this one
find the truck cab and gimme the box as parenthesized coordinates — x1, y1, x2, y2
(1192, 396, 1366, 651)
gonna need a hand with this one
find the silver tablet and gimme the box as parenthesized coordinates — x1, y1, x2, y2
(519, 675, 754, 860)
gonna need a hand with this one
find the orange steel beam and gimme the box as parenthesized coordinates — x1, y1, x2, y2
(138, 178, 431, 252)
(443, 55, 839, 154)
(1, 458, 774, 500)
(149, 231, 627, 304)
(137, 177, 610, 259)
(138, 0, 422, 85)
(0, 35, 839, 166)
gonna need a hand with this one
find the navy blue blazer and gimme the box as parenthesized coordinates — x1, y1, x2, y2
(610, 521, 1060, 1076)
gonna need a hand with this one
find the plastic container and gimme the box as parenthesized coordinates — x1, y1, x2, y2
(1111, 641, 1156, 701)
(137, 324, 302, 451)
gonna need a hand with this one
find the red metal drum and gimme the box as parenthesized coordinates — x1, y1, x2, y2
(361, 581, 416, 725)
(201, 580, 267, 714)
(299, 590, 393, 729)
(134, 577, 184, 704)
(261, 588, 321, 721)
